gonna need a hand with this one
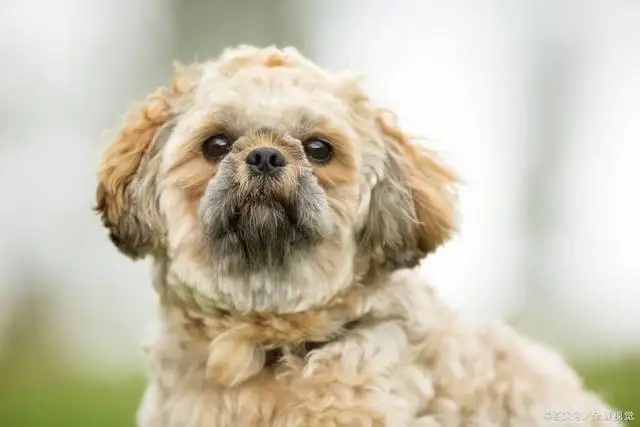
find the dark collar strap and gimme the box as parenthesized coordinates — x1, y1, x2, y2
(264, 340, 328, 366)
(263, 320, 360, 367)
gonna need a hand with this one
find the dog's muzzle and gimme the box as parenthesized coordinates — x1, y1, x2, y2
(199, 147, 331, 271)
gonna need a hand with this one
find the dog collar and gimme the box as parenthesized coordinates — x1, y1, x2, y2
(264, 340, 329, 366)
(263, 320, 360, 366)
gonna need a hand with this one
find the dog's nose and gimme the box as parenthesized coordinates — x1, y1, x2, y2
(245, 147, 286, 175)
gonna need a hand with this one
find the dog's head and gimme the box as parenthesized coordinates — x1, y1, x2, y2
(96, 46, 457, 313)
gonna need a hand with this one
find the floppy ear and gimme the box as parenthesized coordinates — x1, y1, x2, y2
(358, 111, 457, 270)
(95, 65, 197, 258)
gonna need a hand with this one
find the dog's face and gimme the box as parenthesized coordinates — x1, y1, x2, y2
(96, 46, 456, 313)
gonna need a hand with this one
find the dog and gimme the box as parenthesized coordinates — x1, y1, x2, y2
(95, 45, 621, 426)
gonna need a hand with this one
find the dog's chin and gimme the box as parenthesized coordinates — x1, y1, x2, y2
(200, 181, 332, 272)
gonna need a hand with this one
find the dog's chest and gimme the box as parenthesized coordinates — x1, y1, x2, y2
(139, 327, 416, 427)
(141, 356, 412, 427)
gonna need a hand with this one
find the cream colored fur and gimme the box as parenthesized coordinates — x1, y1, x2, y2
(135, 269, 620, 427)
(95, 45, 621, 426)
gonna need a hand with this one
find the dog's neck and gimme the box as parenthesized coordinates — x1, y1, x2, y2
(152, 266, 433, 387)
(154, 265, 426, 342)
(150, 257, 374, 344)
(159, 283, 364, 347)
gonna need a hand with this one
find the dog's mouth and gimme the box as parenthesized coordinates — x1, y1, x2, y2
(200, 170, 331, 271)
(228, 196, 300, 232)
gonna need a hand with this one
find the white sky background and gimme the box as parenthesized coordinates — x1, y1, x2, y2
(0, 0, 172, 372)
(0, 0, 638, 371)
(302, 0, 640, 352)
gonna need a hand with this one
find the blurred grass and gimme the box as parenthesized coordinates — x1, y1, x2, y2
(0, 358, 637, 427)
(0, 289, 145, 427)
(0, 367, 143, 427)
(578, 358, 639, 425)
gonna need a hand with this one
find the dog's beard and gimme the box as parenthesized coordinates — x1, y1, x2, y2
(200, 164, 331, 271)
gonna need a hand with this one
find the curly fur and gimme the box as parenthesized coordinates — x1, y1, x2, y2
(95, 45, 620, 426)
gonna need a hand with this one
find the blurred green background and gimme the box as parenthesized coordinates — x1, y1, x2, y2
(0, 0, 638, 425)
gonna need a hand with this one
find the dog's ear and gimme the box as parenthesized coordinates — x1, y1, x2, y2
(358, 111, 457, 270)
(95, 64, 198, 258)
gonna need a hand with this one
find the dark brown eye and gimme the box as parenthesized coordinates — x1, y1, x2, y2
(201, 134, 233, 161)
(303, 138, 333, 164)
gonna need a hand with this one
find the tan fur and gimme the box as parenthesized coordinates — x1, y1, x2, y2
(377, 111, 457, 254)
(97, 46, 621, 426)
(96, 64, 198, 256)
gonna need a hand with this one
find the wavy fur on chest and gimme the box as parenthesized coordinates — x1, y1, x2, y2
(138, 271, 616, 427)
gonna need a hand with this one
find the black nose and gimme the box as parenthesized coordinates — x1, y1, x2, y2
(245, 147, 286, 175)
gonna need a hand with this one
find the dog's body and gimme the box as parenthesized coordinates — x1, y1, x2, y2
(96, 46, 620, 426)
(137, 271, 615, 427)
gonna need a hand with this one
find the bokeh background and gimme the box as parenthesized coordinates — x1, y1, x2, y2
(0, 0, 638, 425)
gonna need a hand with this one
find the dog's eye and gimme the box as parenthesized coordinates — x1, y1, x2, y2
(303, 138, 333, 164)
(202, 134, 233, 161)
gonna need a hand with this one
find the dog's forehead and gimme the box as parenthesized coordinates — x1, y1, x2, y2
(192, 66, 351, 128)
